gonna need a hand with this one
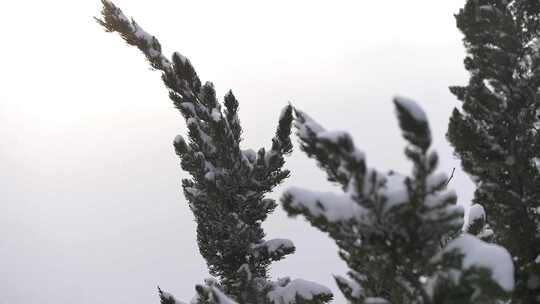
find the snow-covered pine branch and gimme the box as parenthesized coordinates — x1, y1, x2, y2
(463, 204, 493, 242)
(97, 2, 331, 304)
(282, 98, 514, 303)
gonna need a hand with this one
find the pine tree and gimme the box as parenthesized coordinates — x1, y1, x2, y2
(96, 1, 332, 303)
(281, 97, 514, 303)
(448, 1, 540, 302)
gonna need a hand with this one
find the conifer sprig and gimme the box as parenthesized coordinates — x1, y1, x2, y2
(282, 98, 513, 303)
(97, 1, 331, 303)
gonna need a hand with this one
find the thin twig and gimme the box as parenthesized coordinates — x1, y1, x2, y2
(445, 167, 456, 186)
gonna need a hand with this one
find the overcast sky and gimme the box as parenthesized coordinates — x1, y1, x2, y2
(1, 1, 472, 303)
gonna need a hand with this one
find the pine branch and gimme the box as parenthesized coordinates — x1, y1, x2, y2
(97, 2, 330, 303)
(282, 99, 512, 303)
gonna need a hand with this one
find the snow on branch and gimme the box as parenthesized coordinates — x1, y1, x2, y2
(283, 187, 368, 223)
(467, 204, 486, 224)
(294, 109, 366, 190)
(252, 238, 295, 261)
(394, 96, 431, 152)
(433, 234, 514, 293)
(96, 0, 203, 104)
(210, 287, 238, 304)
(96, 0, 173, 72)
(267, 278, 333, 304)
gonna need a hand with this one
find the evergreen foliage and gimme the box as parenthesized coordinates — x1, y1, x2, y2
(96, 1, 332, 303)
(463, 204, 494, 242)
(448, 1, 540, 302)
(281, 97, 514, 303)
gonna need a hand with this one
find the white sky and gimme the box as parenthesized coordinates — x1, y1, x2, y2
(0, 1, 472, 303)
